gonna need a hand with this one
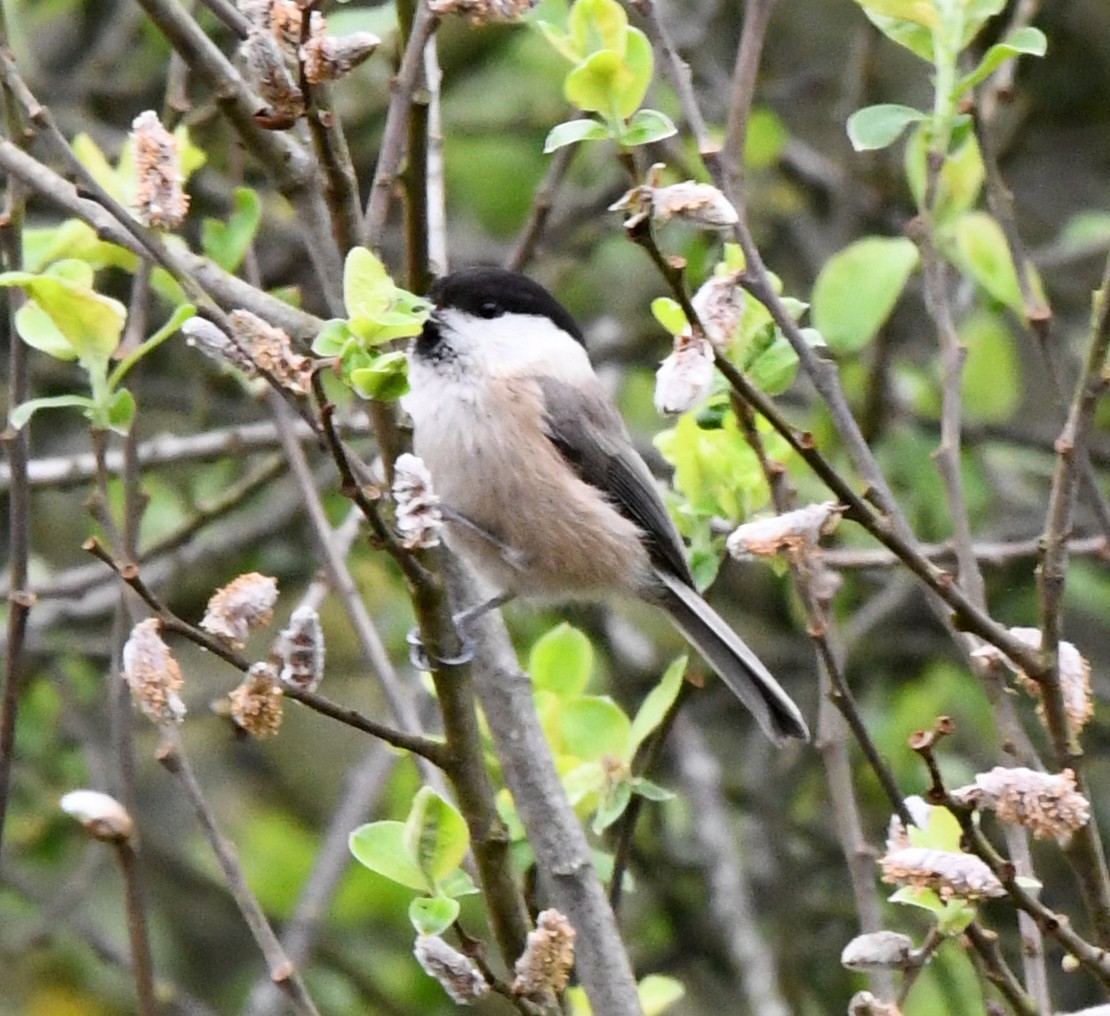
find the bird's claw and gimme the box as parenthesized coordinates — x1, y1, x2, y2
(406, 619, 476, 670)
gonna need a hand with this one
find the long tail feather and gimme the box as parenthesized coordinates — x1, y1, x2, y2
(655, 570, 809, 745)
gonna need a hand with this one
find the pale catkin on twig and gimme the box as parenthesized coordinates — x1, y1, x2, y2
(201, 572, 279, 648)
(512, 909, 576, 998)
(122, 618, 186, 726)
(228, 662, 284, 739)
(654, 331, 714, 415)
(413, 935, 490, 1004)
(951, 766, 1091, 844)
(131, 110, 189, 229)
(276, 605, 325, 692)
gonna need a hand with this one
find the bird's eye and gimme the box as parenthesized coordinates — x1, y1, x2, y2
(476, 300, 502, 319)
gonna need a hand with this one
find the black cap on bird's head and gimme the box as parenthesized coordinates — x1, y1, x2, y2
(424, 267, 586, 346)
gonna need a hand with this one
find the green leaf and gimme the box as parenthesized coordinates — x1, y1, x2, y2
(404, 787, 470, 886)
(936, 898, 977, 935)
(0, 270, 126, 365)
(9, 394, 96, 431)
(744, 326, 800, 395)
(561, 760, 607, 808)
(343, 246, 392, 320)
(959, 309, 1020, 422)
(568, 0, 628, 57)
(907, 804, 963, 852)
(889, 884, 946, 913)
(952, 211, 1025, 314)
(312, 318, 355, 357)
(651, 297, 688, 337)
(72, 133, 129, 206)
(846, 103, 926, 152)
(564, 49, 625, 115)
(349, 351, 410, 401)
(620, 108, 677, 148)
(639, 974, 686, 1016)
(860, 11, 935, 61)
(629, 777, 675, 801)
(811, 236, 919, 353)
(592, 778, 632, 832)
(408, 895, 460, 936)
(529, 623, 594, 699)
(561, 696, 631, 762)
(905, 127, 984, 222)
(744, 108, 789, 169)
(544, 117, 612, 153)
(14, 301, 78, 361)
(954, 27, 1046, 98)
(202, 187, 262, 272)
(538, 20, 583, 63)
(349, 821, 430, 891)
(851, 0, 937, 28)
(615, 28, 653, 118)
(106, 388, 136, 434)
(23, 219, 137, 274)
(629, 655, 686, 754)
(439, 868, 480, 898)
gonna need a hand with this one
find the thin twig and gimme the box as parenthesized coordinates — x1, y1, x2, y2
(157, 729, 323, 1016)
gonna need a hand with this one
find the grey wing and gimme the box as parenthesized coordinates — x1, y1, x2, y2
(536, 376, 694, 586)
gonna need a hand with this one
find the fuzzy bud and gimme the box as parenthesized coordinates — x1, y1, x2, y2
(971, 628, 1093, 737)
(654, 331, 714, 415)
(229, 662, 284, 738)
(122, 618, 186, 726)
(276, 605, 325, 692)
(131, 111, 189, 229)
(392, 453, 443, 549)
(727, 501, 845, 561)
(413, 935, 490, 1004)
(270, 0, 303, 51)
(60, 790, 135, 843)
(512, 909, 576, 998)
(951, 766, 1091, 844)
(301, 12, 380, 83)
(692, 272, 745, 349)
(840, 931, 916, 972)
(651, 181, 738, 227)
(426, 0, 538, 23)
(201, 572, 279, 648)
(228, 309, 312, 395)
(879, 846, 1005, 899)
(241, 27, 304, 128)
(848, 992, 902, 1016)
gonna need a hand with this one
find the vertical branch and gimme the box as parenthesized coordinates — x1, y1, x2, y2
(1036, 251, 1110, 945)
(720, 0, 777, 197)
(0, 29, 31, 862)
(157, 730, 322, 1016)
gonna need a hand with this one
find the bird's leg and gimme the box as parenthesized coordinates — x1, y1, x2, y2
(439, 505, 528, 572)
(407, 591, 516, 670)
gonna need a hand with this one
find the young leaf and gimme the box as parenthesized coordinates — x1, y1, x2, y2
(561, 696, 631, 762)
(538, 20, 583, 63)
(851, 0, 937, 29)
(568, 0, 629, 57)
(959, 309, 1020, 422)
(888, 884, 946, 914)
(439, 868, 480, 899)
(811, 236, 919, 353)
(615, 28, 653, 118)
(907, 804, 963, 852)
(349, 820, 431, 892)
(564, 49, 625, 115)
(408, 895, 460, 936)
(629, 777, 675, 801)
(954, 27, 1047, 98)
(846, 103, 926, 152)
(620, 108, 677, 148)
(639, 974, 686, 1016)
(72, 133, 129, 206)
(529, 623, 594, 699)
(592, 778, 632, 832)
(350, 351, 410, 401)
(860, 11, 935, 61)
(14, 301, 78, 361)
(629, 655, 686, 754)
(650, 297, 688, 337)
(0, 271, 126, 365)
(404, 787, 470, 886)
(743, 327, 800, 395)
(9, 394, 96, 431)
(106, 388, 137, 434)
(544, 118, 612, 153)
(952, 211, 1025, 314)
(312, 318, 356, 357)
(202, 187, 262, 272)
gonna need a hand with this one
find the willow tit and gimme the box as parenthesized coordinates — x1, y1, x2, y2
(404, 267, 808, 745)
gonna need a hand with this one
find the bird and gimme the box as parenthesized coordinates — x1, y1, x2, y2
(402, 266, 808, 745)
